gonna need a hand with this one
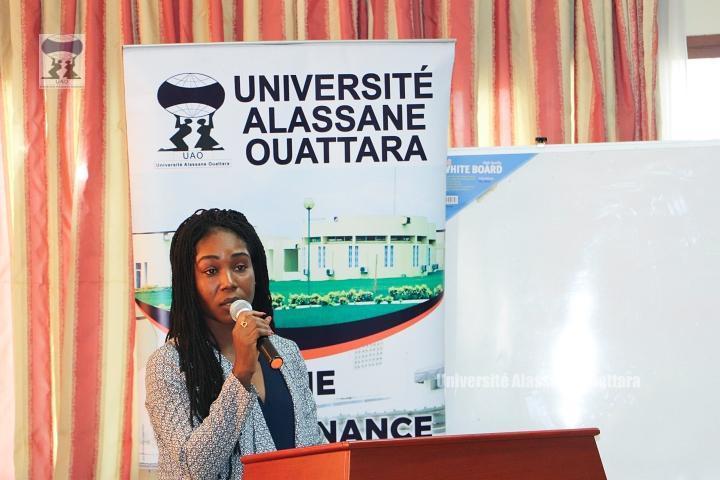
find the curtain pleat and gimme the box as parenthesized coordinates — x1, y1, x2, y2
(0, 1, 658, 478)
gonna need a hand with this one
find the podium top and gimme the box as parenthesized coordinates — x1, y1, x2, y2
(242, 428, 601, 465)
(242, 428, 605, 480)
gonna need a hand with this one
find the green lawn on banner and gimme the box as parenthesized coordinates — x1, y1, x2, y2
(135, 271, 443, 328)
(269, 271, 443, 297)
(271, 303, 411, 328)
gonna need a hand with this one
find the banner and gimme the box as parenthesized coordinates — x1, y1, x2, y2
(123, 40, 453, 468)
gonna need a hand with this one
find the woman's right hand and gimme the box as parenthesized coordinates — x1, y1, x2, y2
(231, 310, 273, 387)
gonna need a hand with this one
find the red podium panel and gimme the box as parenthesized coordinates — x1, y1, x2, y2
(242, 428, 606, 480)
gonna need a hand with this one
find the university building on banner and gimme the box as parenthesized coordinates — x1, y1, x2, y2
(267, 215, 443, 282)
(131, 215, 444, 288)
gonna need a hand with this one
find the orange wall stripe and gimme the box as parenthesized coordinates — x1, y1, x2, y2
(394, 0, 412, 38)
(649, 0, 657, 139)
(208, 0, 224, 41)
(449, 0, 476, 147)
(69, 0, 106, 476)
(411, 0, 422, 37)
(112, 3, 137, 477)
(612, 1, 634, 141)
(179, 0, 193, 42)
(628, 0, 641, 139)
(233, 0, 244, 40)
(62, 0, 78, 33)
(136, 0, 145, 41)
(370, 0, 387, 39)
(21, 0, 54, 477)
(493, 0, 512, 146)
(423, 0, 440, 38)
(120, 233, 135, 480)
(579, 0, 606, 142)
(306, 0, 329, 40)
(338, 0, 355, 39)
(358, 0, 368, 38)
(159, 0, 177, 43)
(122, 0, 135, 43)
(302, 300, 442, 360)
(59, 0, 79, 362)
(131, 0, 141, 42)
(532, 0, 564, 144)
(261, 0, 285, 40)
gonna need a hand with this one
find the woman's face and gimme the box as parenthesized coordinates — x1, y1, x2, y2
(194, 228, 256, 325)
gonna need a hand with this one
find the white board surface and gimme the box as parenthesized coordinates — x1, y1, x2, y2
(445, 141, 720, 479)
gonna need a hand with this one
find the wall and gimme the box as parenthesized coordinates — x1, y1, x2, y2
(685, 0, 720, 35)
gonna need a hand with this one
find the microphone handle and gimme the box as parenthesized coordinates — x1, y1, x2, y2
(258, 336, 283, 370)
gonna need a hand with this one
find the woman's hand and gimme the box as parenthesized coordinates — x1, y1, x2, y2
(231, 310, 273, 388)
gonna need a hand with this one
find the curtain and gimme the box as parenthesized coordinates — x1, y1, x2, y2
(657, 0, 688, 140)
(0, 1, 658, 478)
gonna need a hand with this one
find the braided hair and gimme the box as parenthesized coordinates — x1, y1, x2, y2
(167, 208, 274, 425)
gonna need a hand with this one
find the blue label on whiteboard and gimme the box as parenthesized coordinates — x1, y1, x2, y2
(446, 153, 536, 220)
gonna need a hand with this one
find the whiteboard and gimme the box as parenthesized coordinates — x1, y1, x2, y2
(444, 141, 720, 479)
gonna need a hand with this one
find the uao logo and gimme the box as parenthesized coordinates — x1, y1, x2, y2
(156, 73, 225, 152)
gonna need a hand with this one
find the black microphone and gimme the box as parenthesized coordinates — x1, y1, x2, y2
(229, 299, 284, 370)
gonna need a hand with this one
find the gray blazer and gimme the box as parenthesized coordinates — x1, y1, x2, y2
(145, 335, 324, 479)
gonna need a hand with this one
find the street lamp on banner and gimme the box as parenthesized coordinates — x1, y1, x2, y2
(303, 198, 315, 293)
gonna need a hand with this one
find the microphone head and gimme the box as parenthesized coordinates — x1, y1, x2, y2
(229, 299, 253, 321)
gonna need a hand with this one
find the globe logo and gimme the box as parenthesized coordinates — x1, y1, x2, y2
(41, 34, 83, 81)
(157, 73, 225, 152)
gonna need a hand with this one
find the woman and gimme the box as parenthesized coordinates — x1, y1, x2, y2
(145, 208, 324, 479)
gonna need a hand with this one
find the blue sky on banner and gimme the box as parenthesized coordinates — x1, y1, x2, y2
(446, 153, 537, 220)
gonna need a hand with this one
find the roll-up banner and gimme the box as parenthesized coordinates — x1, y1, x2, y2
(123, 40, 454, 467)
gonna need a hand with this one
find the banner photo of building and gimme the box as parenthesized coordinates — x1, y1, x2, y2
(123, 40, 454, 468)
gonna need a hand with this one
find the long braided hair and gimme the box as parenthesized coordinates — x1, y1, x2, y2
(167, 208, 274, 425)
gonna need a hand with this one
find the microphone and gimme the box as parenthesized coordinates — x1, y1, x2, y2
(230, 299, 284, 370)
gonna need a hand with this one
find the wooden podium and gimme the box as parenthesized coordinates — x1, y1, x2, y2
(242, 428, 606, 479)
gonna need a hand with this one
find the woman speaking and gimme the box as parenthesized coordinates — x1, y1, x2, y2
(145, 208, 324, 479)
